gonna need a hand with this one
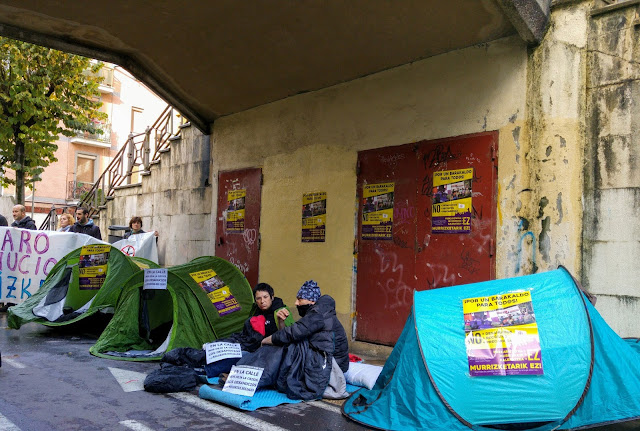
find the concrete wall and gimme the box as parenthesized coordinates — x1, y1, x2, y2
(98, 124, 212, 266)
(584, 1, 640, 336)
(211, 35, 531, 334)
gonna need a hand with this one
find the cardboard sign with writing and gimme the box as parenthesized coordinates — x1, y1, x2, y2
(222, 365, 264, 397)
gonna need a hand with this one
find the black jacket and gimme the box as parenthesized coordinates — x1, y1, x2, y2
(12, 216, 36, 230)
(69, 220, 102, 240)
(251, 296, 288, 337)
(271, 295, 349, 373)
(0, 214, 8, 227)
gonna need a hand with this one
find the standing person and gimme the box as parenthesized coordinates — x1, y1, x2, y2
(11, 205, 37, 230)
(0, 213, 7, 227)
(69, 207, 102, 240)
(57, 213, 75, 232)
(123, 216, 158, 239)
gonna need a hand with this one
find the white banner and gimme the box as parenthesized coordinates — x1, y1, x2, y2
(112, 232, 158, 264)
(0, 227, 106, 303)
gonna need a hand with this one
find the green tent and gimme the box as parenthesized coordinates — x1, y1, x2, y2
(7, 245, 157, 329)
(90, 256, 254, 361)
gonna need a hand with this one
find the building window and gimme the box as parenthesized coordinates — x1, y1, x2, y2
(131, 107, 144, 133)
(76, 154, 97, 184)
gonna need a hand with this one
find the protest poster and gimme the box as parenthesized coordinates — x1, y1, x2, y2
(112, 231, 159, 263)
(78, 244, 111, 290)
(0, 227, 106, 303)
(302, 191, 327, 243)
(361, 182, 394, 240)
(189, 269, 241, 316)
(226, 189, 246, 233)
(222, 365, 264, 397)
(203, 341, 242, 364)
(143, 268, 168, 290)
(463, 291, 543, 377)
(432, 168, 473, 234)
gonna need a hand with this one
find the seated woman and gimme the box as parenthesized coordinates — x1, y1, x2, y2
(57, 213, 75, 232)
(124, 216, 158, 239)
(250, 283, 294, 338)
(218, 283, 294, 353)
(233, 280, 349, 400)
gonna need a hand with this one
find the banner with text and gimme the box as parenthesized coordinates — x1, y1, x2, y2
(463, 291, 543, 377)
(112, 231, 159, 263)
(0, 227, 106, 303)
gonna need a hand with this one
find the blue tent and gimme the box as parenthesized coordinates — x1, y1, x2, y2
(342, 268, 640, 430)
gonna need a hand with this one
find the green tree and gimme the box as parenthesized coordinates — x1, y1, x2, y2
(0, 37, 107, 204)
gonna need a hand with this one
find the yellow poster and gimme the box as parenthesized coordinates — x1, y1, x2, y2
(432, 168, 473, 234)
(361, 182, 394, 240)
(463, 291, 543, 376)
(227, 189, 246, 233)
(78, 244, 111, 290)
(302, 191, 327, 242)
(190, 269, 241, 316)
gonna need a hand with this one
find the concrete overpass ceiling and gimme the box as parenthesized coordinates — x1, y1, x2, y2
(0, 1, 522, 132)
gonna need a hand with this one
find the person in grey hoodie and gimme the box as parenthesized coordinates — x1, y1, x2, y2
(69, 207, 102, 240)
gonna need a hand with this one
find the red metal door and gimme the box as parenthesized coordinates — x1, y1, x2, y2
(216, 168, 262, 288)
(355, 143, 417, 345)
(414, 132, 497, 291)
(355, 132, 497, 345)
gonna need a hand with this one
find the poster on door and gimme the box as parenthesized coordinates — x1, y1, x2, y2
(432, 168, 473, 234)
(78, 244, 111, 290)
(190, 269, 241, 316)
(302, 192, 327, 243)
(463, 291, 543, 377)
(226, 189, 246, 233)
(361, 182, 394, 240)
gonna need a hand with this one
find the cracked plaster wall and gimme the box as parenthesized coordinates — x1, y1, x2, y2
(584, 1, 640, 336)
(500, 2, 589, 281)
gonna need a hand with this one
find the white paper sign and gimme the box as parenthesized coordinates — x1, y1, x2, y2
(143, 268, 168, 290)
(204, 341, 242, 364)
(222, 365, 264, 397)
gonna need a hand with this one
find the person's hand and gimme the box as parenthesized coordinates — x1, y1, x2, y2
(261, 335, 273, 345)
(276, 308, 290, 321)
(153, 230, 159, 237)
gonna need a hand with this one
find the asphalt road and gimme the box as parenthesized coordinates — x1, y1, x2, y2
(0, 312, 369, 431)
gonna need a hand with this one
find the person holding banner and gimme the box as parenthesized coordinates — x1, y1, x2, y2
(69, 207, 102, 240)
(124, 216, 158, 239)
(11, 205, 36, 230)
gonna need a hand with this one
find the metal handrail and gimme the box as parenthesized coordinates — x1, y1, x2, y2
(78, 106, 184, 216)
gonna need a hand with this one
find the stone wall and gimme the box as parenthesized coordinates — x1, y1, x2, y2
(583, 1, 640, 336)
(98, 124, 213, 266)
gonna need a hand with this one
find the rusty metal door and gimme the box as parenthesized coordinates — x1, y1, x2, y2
(216, 168, 262, 288)
(355, 143, 417, 345)
(355, 132, 497, 345)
